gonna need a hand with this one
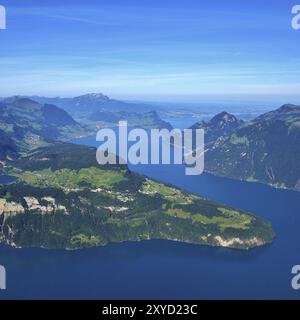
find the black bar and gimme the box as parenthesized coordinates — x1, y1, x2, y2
(0, 300, 299, 318)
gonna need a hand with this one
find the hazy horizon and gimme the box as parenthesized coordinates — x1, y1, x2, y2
(1, 92, 300, 110)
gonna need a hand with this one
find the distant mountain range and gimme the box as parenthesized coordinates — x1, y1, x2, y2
(0, 95, 172, 161)
(192, 104, 300, 191)
(26, 93, 154, 117)
(13, 93, 172, 129)
(1, 94, 299, 192)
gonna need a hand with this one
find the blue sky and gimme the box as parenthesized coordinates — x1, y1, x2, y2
(0, 0, 300, 102)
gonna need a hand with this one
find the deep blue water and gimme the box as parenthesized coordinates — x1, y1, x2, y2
(0, 175, 17, 185)
(1, 134, 300, 299)
(161, 115, 201, 130)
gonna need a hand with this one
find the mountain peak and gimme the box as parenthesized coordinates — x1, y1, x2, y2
(74, 93, 110, 101)
(190, 111, 242, 143)
(210, 111, 238, 125)
(2, 96, 41, 109)
(4, 96, 38, 104)
(278, 104, 300, 112)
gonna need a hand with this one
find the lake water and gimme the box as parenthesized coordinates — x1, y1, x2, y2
(0, 175, 17, 185)
(1, 133, 300, 299)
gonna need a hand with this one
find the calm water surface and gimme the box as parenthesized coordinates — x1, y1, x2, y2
(0, 131, 300, 299)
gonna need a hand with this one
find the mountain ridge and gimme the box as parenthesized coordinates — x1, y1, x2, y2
(25, 93, 154, 116)
(200, 104, 300, 191)
(0, 97, 90, 159)
(191, 111, 244, 143)
(4, 94, 172, 130)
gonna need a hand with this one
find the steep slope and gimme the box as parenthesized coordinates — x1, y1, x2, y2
(0, 129, 17, 160)
(191, 111, 243, 143)
(204, 104, 300, 190)
(0, 97, 89, 157)
(0, 143, 274, 250)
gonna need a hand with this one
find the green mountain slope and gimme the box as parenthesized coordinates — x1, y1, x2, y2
(0, 143, 274, 250)
(204, 104, 300, 190)
(0, 97, 90, 159)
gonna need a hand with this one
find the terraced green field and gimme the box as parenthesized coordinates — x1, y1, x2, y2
(12, 167, 128, 190)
